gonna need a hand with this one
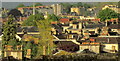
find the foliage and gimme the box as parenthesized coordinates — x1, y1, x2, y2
(60, 2, 93, 15)
(30, 53, 118, 61)
(22, 13, 44, 26)
(60, 3, 72, 13)
(83, 3, 93, 9)
(31, 44, 38, 58)
(95, 2, 118, 9)
(2, 15, 20, 47)
(97, 8, 118, 21)
(118, 1, 120, 8)
(16, 4, 25, 8)
(8, 9, 22, 17)
(36, 19, 53, 58)
(72, 2, 83, 7)
(47, 14, 59, 21)
(22, 36, 38, 58)
(30, 3, 43, 7)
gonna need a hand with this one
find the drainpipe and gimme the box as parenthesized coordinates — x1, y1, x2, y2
(107, 38, 110, 43)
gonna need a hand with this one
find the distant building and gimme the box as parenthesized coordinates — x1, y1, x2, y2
(18, 6, 54, 16)
(37, 6, 54, 15)
(87, 7, 96, 11)
(51, 4, 63, 15)
(71, 7, 80, 15)
(102, 5, 120, 13)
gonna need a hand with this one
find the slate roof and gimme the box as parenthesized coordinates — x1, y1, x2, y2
(53, 41, 79, 52)
(85, 24, 105, 29)
(17, 26, 39, 32)
(90, 37, 120, 44)
(59, 18, 70, 23)
(108, 24, 120, 29)
(72, 22, 79, 24)
(52, 24, 62, 29)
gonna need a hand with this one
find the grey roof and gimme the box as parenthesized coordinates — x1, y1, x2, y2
(53, 41, 79, 52)
(17, 26, 39, 32)
(90, 37, 120, 44)
(108, 24, 120, 29)
(85, 24, 105, 29)
(52, 24, 62, 29)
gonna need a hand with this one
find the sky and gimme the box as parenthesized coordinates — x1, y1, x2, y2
(1, 0, 120, 2)
(1, 0, 119, 9)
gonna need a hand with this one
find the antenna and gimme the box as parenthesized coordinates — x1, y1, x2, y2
(33, 3, 35, 22)
(33, 3, 35, 15)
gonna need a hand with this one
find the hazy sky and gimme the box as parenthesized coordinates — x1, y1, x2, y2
(1, 0, 119, 9)
(1, 0, 120, 2)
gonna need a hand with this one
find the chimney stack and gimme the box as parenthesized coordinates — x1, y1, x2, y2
(79, 22, 82, 29)
(106, 20, 108, 26)
(73, 24, 77, 29)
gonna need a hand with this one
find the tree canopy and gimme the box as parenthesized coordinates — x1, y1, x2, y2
(30, 3, 43, 7)
(72, 2, 83, 7)
(60, 2, 93, 15)
(8, 9, 22, 18)
(83, 3, 93, 9)
(35, 19, 53, 57)
(60, 3, 72, 13)
(47, 14, 59, 21)
(16, 4, 25, 8)
(22, 13, 44, 26)
(2, 15, 20, 47)
(97, 8, 118, 21)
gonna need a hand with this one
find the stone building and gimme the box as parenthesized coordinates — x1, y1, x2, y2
(51, 4, 63, 15)
(71, 7, 80, 15)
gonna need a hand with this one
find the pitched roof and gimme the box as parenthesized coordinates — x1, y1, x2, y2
(109, 18, 118, 22)
(86, 24, 105, 29)
(53, 41, 79, 52)
(17, 26, 39, 32)
(90, 37, 120, 44)
(108, 24, 120, 29)
(51, 22, 57, 24)
(52, 24, 62, 29)
(91, 19, 100, 21)
(17, 34, 24, 38)
(59, 18, 70, 23)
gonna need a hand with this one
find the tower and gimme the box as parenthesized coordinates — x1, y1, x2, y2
(51, 4, 63, 15)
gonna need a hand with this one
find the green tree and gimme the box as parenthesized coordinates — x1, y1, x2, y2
(16, 4, 25, 8)
(118, 1, 120, 8)
(8, 9, 22, 18)
(22, 13, 44, 26)
(72, 2, 83, 7)
(97, 8, 118, 21)
(30, 3, 43, 7)
(35, 19, 53, 58)
(2, 15, 19, 47)
(60, 3, 72, 13)
(83, 3, 93, 9)
(47, 14, 59, 21)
